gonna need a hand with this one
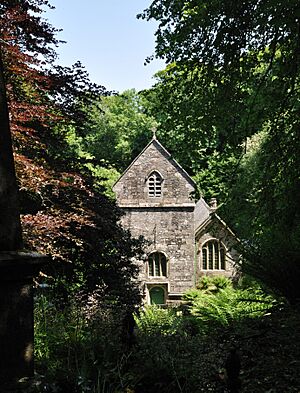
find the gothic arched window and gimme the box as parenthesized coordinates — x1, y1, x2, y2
(148, 171, 162, 197)
(202, 240, 226, 270)
(148, 252, 167, 277)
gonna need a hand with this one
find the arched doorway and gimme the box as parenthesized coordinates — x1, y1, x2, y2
(149, 286, 165, 305)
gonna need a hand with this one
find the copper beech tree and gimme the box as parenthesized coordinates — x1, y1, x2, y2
(0, 0, 143, 306)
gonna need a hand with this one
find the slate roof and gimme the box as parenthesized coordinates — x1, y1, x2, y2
(194, 198, 211, 230)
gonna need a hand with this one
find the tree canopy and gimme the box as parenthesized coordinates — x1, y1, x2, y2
(0, 0, 144, 308)
(139, 0, 300, 140)
(139, 0, 300, 302)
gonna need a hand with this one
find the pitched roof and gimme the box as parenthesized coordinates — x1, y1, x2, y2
(113, 136, 196, 190)
(194, 197, 211, 229)
(195, 211, 237, 239)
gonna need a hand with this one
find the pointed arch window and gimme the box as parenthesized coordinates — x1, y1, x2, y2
(148, 171, 162, 197)
(148, 252, 167, 277)
(202, 240, 226, 270)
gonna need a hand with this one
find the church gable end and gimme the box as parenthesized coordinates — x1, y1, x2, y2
(113, 138, 195, 207)
(195, 214, 239, 278)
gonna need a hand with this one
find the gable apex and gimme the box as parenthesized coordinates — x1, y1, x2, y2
(195, 211, 238, 240)
(113, 137, 196, 191)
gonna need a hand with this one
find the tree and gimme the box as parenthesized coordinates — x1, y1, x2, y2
(0, 0, 61, 250)
(141, 64, 242, 200)
(0, 0, 58, 134)
(54, 89, 157, 195)
(0, 0, 144, 308)
(139, 0, 300, 141)
(81, 89, 157, 172)
(223, 124, 300, 303)
(0, 47, 22, 250)
(0, 1, 107, 144)
(139, 0, 300, 302)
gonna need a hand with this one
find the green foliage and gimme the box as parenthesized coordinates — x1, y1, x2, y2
(132, 312, 225, 393)
(223, 125, 300, 303)
(196, 275, 232, 293)
(188, 286, 277, 328)
(34, 292, 137, 393)
(84, 163, 120, 198)
(183, 276, 232, 303)
(183, 276, 279, 329)
(52, 89, 157, 195)
(131, 285, 284, 393)
(140, 0, 300, 304)
(77, 89, 156, 172)
(141, 65, 242, 200)
(32, 285, 295, 393)
(83, 89, 156, 172)
(135, 280, 279, 338)
(134, 306, 180, 336)
(130, 333, 225, 393)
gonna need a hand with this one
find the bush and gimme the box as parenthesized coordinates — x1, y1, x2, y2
(134, 305, 180, 336)
(196, 275, 232, 293)
(187, 286, 278, 329)
(34, 291, 136, 392)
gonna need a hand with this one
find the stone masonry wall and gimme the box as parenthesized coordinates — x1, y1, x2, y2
(195, 218, 239, 279)
(113, 139, 196, 297)
(122, 207, 195, 294)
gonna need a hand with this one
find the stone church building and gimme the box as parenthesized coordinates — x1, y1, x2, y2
(113, 137, 239, 305)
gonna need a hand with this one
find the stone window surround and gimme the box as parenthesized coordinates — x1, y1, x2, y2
(200, 238, 227, 271)
(146, 170, 164, 198)
(147, 250, 169, 278)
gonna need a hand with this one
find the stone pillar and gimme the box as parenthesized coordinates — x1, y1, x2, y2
(0, 252, 47, 383)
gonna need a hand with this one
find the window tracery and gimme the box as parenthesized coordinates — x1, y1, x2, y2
(148, 171, 162, 197)
(148, 252, 167, 277)
(202, 240, 226, 270)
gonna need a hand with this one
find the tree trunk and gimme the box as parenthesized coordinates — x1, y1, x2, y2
(0, 46, 23, 250)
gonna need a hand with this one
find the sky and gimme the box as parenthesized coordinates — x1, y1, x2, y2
(44, 0, 165, 93)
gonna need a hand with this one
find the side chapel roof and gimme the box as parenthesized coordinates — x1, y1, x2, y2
(194, 197, 238, 240)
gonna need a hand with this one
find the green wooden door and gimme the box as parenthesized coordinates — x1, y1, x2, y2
(150, 286, 165, 305)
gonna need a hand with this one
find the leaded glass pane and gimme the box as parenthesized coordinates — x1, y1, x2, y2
(220, 248, 225, 270)
(155, 258, 160, 276)
(161, 255, 167, 276)
(149, 256, 154, 276)
(208, 242, 214, 269)
(148, 252, 167, 277)
(214, 242, 219, 269)
(202, 248, 207, 269)
(148, 172, 162, 197)
(201, 240, 226, 271)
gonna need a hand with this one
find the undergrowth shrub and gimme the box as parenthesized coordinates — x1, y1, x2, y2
(33, 291, 136, 393)
(196, 275, 232, 292)
(130, 277, 280, 392)
(188, 287, 276, 328)
(134, 305, 180, 335)
(184, 276, 279, 329)
(31, 277, 282, 393)
(132, 305, 228, 392)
